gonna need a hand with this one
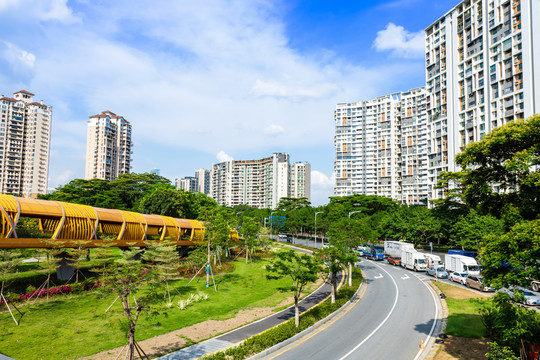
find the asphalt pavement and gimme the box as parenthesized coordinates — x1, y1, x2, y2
(256, 259, 440, 360)
(158, 248, 344, 360)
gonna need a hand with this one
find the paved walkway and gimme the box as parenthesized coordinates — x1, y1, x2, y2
(157, 272, 344, 360)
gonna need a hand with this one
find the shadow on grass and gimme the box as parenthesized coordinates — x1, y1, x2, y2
(446, 313, 487, 338)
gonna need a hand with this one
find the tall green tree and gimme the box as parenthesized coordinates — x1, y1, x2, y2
(437, 114, 540, 222)
(480, 219, 540, 289)
(318, 244, 354, 303)
(266, 250, 322, 327)
(451, 210, 504, 251)
(137, 188, 184, 218)
(238, 217, 261, 264)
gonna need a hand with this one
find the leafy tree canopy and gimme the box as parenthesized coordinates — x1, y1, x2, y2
(437, 114, 540, 222)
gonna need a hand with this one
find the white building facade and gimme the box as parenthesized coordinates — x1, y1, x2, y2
(0, 90, 52, 198)
(290, 162, 311, 200)
(195, 168, 211, 195)
(425, 0, 540, 201)
(334, 88, 429, 204)
(175, 176, 198, 192)
(85, 111, 132, 181)
(210, 153, 311, 209)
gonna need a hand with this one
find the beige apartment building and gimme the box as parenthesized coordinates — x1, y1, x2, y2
(210, 153, 311, 209)
(0, 90, 51, 198)
(85, 111, 132, 181)
(334, 88, 429, 204)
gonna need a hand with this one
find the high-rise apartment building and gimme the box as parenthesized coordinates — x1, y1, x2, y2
(334, 88, 428, 204)
(210, 153, 311, 209)
(425, 0, 539, 200)
(195, 168, 211, 195)
(335, 0, 538, 205)
(85, 111, 132, 181)
(290, 162, 311, 200)
(175, 176, 198, 192)
(0, 90, 52, 198)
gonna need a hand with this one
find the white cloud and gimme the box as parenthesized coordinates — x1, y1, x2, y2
(39, 0, 80, 24)
(1, 42, 36, 68)
(310, 171, 335, 206)
(251, 79, 338, 100)
(373, 23, 425, 58)
(311, 170, 335, 189)
(0, 0, 19, 11)
(216, 151, 234, 162)
(0, 0, 427, 196)
(264, 124, 285, 137)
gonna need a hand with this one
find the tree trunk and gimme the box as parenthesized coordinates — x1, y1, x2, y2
(246, 245, 248, 264)
(294, 296, 299, 327)
(331, 273, 336, 304)
(349, 263, 352, 286)
(128, 321, 136, 360)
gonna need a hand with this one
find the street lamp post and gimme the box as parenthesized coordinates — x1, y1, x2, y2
(314, 211, 323, 248)
(348, 210, 362, 222)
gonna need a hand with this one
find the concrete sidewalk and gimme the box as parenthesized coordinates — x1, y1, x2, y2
(157, 272, 344, 360)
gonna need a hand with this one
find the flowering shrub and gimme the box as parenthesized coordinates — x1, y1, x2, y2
(0, 281, 102, 306)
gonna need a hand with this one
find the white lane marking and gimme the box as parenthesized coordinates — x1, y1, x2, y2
(374, 273, 383, 279)
(338, 263, 399, 360)
(413, 274, 440, 360)
(401, 274, 410, 280)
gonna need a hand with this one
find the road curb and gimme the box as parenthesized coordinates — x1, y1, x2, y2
(422, 281, 449, 360)
(248, 268, 366, 360)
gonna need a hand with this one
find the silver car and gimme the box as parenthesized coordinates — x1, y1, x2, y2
(426, 266, 448, 279)
(501, 287, 540, 306)
(450, 272, 468, 285)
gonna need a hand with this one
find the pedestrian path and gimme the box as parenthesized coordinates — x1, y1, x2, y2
(157, 272, 344, 360)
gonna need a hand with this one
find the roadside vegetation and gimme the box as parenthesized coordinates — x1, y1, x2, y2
(0, 114, 538, 359)
(0, 256, 309, 360)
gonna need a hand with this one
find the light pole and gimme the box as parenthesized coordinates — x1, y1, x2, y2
(314, 211, 323, 248)
(348, 210, 362, 222)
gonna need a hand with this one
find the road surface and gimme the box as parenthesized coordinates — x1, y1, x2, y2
(258, 259, 439, 360)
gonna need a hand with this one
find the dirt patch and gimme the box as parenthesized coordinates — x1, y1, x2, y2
(80, 278, 324, 360)
(434, 336, 489, 360)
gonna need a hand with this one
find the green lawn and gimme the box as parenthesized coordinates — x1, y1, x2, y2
(435, 282, 487, 338)
(0, 259, 300, 360)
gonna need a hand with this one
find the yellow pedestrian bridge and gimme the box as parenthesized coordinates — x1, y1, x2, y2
(0, 194, 212, 249)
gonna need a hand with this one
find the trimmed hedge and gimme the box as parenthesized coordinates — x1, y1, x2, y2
(203, 271, 363, 360)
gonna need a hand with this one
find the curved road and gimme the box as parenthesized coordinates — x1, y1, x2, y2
(259, 259, 439, 360)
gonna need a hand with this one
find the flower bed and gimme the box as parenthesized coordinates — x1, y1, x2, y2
(0, 281, 101, 306)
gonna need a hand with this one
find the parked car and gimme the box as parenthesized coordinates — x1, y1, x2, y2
(501, 287, 540, 306)
(465, 275, 494, 292)
(387, 256, 401, 266)
(449, 272, 468, 285)
(426, 266, 448, 279)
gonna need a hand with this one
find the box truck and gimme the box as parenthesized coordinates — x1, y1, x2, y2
(401, 250, 427, 271)
(384, 241, 414, 258)
(444, 254, 480, 275)
(424, 254, 441, 268)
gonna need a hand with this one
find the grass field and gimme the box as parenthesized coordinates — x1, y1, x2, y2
(434, 282, 487, 338)
(0, 258, 303, 360)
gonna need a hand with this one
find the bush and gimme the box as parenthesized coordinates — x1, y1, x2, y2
(485, 342, 520, 360)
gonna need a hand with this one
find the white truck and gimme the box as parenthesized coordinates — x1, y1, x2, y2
(401, 249, 427, 271)
(424, 254, 441, 268)
(384, 241, 414, 258)
(444, 254, 480, 275)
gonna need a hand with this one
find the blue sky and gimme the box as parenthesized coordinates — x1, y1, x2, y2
(0, 0, 458, 206)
